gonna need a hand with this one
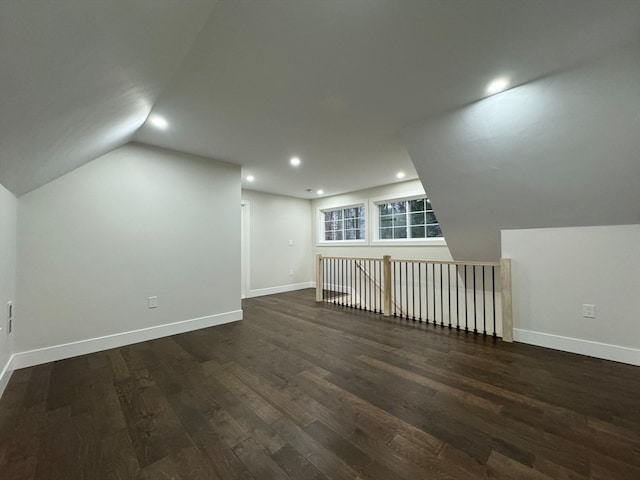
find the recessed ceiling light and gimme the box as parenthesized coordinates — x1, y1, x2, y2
(486, 77, 510, 95)
(316, 189, 324, 195)
(290, 156, 301, 167)
(148, 114, 169, 130)
(246, 175, 255, 182)
(396, 171, 406, 179)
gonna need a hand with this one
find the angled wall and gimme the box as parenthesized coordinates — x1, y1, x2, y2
(403, 41, 640, 261)
(14, 143, 241, 366)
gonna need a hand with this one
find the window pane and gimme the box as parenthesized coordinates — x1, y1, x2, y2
(410, 225, 425, 238)
(380, 227, 393, 239)
(326, 220, 341, 231)
(344, 229, 356, 240)
(427, 225, 442, 237)
(357, 206, 365, 218)
(333, 210, 343, 221)
(344, 207, 357, 218)
(391, 201, 406, 214)
(425, 199, 432, 211)
(358, 226, 365, 239)
(425, 212, 437, 224)
(326, 230, 341, 241)
(409, 199, 425, 212)
(344, 219, 354, 229)
(392, 213, 406, 227)
(379, 204, 392, 215)
(409, 212, 425, 226)
(393, 227, 407, 239)
(380, 215, 393, 228)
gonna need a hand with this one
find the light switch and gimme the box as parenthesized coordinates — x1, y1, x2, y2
(582, 304, 596, 318)
(148, 296, 158, 309)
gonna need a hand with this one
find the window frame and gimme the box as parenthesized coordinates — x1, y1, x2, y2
(317, 202, 368, 246)
(369, 192, 446, 246)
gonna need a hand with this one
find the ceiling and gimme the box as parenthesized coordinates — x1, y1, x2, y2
(2, 0, 640, 197)
(404, 41, 640, 260)
(0, 0, 217, 195)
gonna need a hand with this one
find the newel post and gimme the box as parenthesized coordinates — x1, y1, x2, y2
(500, 258, 513, 342)
(383, 255, 392, 316)
(315, 254, 323, 302)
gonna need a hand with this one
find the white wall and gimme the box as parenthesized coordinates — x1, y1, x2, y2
(0, 183, 17, 394)
(404, 41, 640, 261)
(241, 190, 313, 296)
(14, 143, 241, 365)
(312, 180, 453, 261)
(502, 224, 640, 365)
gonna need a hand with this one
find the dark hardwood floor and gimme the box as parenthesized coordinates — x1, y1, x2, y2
(1, 289, 639, 479)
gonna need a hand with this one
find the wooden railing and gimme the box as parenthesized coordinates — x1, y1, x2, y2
(316, 254, 513, 341)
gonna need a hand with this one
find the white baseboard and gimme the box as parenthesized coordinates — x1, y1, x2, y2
(10, 310, 243, 371)
(513, 329, 640, 366)
(0, 357, 13, 398)
(247, 281, 315, 298)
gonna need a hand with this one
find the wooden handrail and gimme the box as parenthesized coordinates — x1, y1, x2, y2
(354, 258, 406, 317)
(318, 256, 384, 261)
(392, 259, 500, 267)
(320, 255, 499, 267)
(354, 260, 383, 292)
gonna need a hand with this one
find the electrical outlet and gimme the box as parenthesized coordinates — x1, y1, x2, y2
(148, 296, 158, 309)
(288, 239, 294, 246)
(582, 304, 596, 318)
(289, 269, 294, 276)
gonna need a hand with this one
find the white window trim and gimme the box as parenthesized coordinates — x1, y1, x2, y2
(369, 191, 446, 247)
(317, 201, 368, 246)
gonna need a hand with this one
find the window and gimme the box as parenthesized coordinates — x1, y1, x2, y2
(321, 205, 365, 242)
(377, 197, 442, 240)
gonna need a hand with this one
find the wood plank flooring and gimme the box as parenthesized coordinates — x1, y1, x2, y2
(1, 288, 639, 479)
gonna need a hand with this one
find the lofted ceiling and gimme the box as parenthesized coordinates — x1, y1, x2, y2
(0, 0, 217, 195)
(1, 0, 640, 198)
(403, 41, 640, 261)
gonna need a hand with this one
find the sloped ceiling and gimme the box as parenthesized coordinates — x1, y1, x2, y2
(1, 1, 639, 212)
(0, 0, 640, 259)
(137, 0, 640, 199)
(403, 42, 640, 261)
(0, 1, 216, 195)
